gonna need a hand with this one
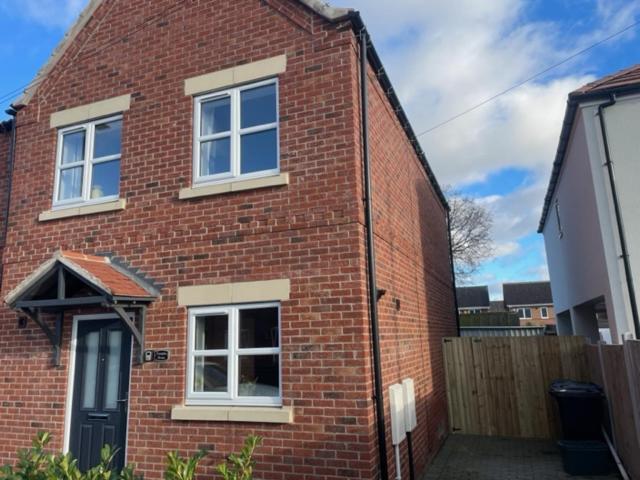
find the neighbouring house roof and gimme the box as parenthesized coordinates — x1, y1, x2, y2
(5, 250, 158, 307)
(538, 64, 640, 232)
(10, 0, 448, 211)
(456, 286, 490, 309)
(503, 281, 552, 307)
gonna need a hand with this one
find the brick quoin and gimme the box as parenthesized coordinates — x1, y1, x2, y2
(0, 1, 456, 479)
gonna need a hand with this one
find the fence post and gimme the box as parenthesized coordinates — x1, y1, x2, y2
(623, 339, 640, 450)
(597, 341, 618, 448)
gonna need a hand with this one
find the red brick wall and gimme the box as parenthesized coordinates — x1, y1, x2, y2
(0, 127, 10, 272)
(0, 1, 454, 479)
(358, 49, 457, 478)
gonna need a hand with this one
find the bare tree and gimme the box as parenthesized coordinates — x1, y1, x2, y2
(445, 187, 494, 283)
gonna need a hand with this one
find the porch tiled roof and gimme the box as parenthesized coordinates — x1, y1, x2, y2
(5, 250, 157, 307)
(59, 251, 151, 298)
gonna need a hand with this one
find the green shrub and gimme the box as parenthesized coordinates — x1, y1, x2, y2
(0, 432, 141, 480)
(216, 436, 262, 480)
(164, 450, 207, 480)
(0, 433, 262, 480)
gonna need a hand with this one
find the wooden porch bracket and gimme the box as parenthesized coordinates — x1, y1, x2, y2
(19, 308, 64, 367)
(111, 304, 146, 364)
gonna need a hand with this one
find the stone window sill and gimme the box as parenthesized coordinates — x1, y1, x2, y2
(171, 405, 294, 424)
(178, 173, 289, 200)
(39, 199, 126, 222)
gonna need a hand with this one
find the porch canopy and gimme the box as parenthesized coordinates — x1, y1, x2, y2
(5, 250, 159, 366)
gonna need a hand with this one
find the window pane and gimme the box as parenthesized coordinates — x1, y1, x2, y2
(104, 330, 123, 410)
(193, 356, 228, 393)
(81, 331, 100, 409)
(58, 166, 83, 200)
(239, 307, 279, 349)
(200, 138, 231, 177)
(240, 129, 277, 174)
(201, 97, 231, 136)
(195, 314, 228, 350)
(91, 160, 120, 199)
(241, 84, 276, 129)
(62, 130, 85, 165)
(238, 355, 279, 397)
(94, 120, 122, 159)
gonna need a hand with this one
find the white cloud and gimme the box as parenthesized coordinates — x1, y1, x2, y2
(348, 0, 639, 270)
(2, 0, 86, 29)
(493, 241, 521, 258)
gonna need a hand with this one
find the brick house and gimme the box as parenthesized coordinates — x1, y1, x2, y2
(503, 281, 555, 326)
(456, 286, 490, 314)
(0, 1, 457, 479)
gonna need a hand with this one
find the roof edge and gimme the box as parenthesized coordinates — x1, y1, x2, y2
(11, 0, 448, 211)
(538, 84, 640, 233)
(13, 0, 353, 108)
(297, 0, 353, 21)
(348, 12, 449, 211)
(14, 0, 104, 107)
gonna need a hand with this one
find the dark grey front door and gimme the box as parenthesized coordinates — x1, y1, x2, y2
(70, 318, 132, 471)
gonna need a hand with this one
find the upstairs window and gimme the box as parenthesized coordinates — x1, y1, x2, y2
(518, 308, 532, 320)
(54, 116, 122, 207)
(193, 79, 279, 184)
(541, 307, 549, 319)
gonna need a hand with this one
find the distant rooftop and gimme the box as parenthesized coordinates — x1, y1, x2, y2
(571, 63, 640, 97)
(503, 281, 552, 307)
(456, 286, 490, 309)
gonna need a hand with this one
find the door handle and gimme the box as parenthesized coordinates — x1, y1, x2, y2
(116, 398, 128, 404)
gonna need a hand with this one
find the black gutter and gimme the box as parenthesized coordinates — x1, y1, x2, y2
(447, 210, 461, 336)
(0, 107, 19, 288)
(597, 95, 640, 339)
(538, 84, 640, 232)
(359, 29, 389, 480)
(346, 11, 449, 212)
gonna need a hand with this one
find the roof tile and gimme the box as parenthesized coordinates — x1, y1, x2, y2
(60, 250, 152, 298)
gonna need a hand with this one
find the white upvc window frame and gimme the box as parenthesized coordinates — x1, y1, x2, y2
(518, 307, 532, 320)
(193, 78, 279, 186)
(541, 307, 549, 319)
(186, 302, 282, 407)
(53, 115, 122, 209)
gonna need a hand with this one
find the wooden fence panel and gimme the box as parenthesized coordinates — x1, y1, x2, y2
(443, 336, 589, 439)
(596, 342, 640, 480)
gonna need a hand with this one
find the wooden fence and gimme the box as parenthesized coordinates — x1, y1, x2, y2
(443, 336, 590, 439)
(587, 341, 640, 479)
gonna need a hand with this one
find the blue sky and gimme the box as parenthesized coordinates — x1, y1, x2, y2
(1, 0, 640, 299)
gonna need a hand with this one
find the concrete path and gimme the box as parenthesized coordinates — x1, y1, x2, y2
(422, 435, 621, 480)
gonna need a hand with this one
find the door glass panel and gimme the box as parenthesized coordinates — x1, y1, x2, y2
(81, 331, 100, 409)
(238, 355, 279, 397)
(239, 307, 279, 349)
(104, 330, 123, 409)
(193, 356, 228, 392)
(195, 314, 228, 350)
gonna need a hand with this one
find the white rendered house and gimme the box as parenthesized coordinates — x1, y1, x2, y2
(539, 65, 640, 344)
